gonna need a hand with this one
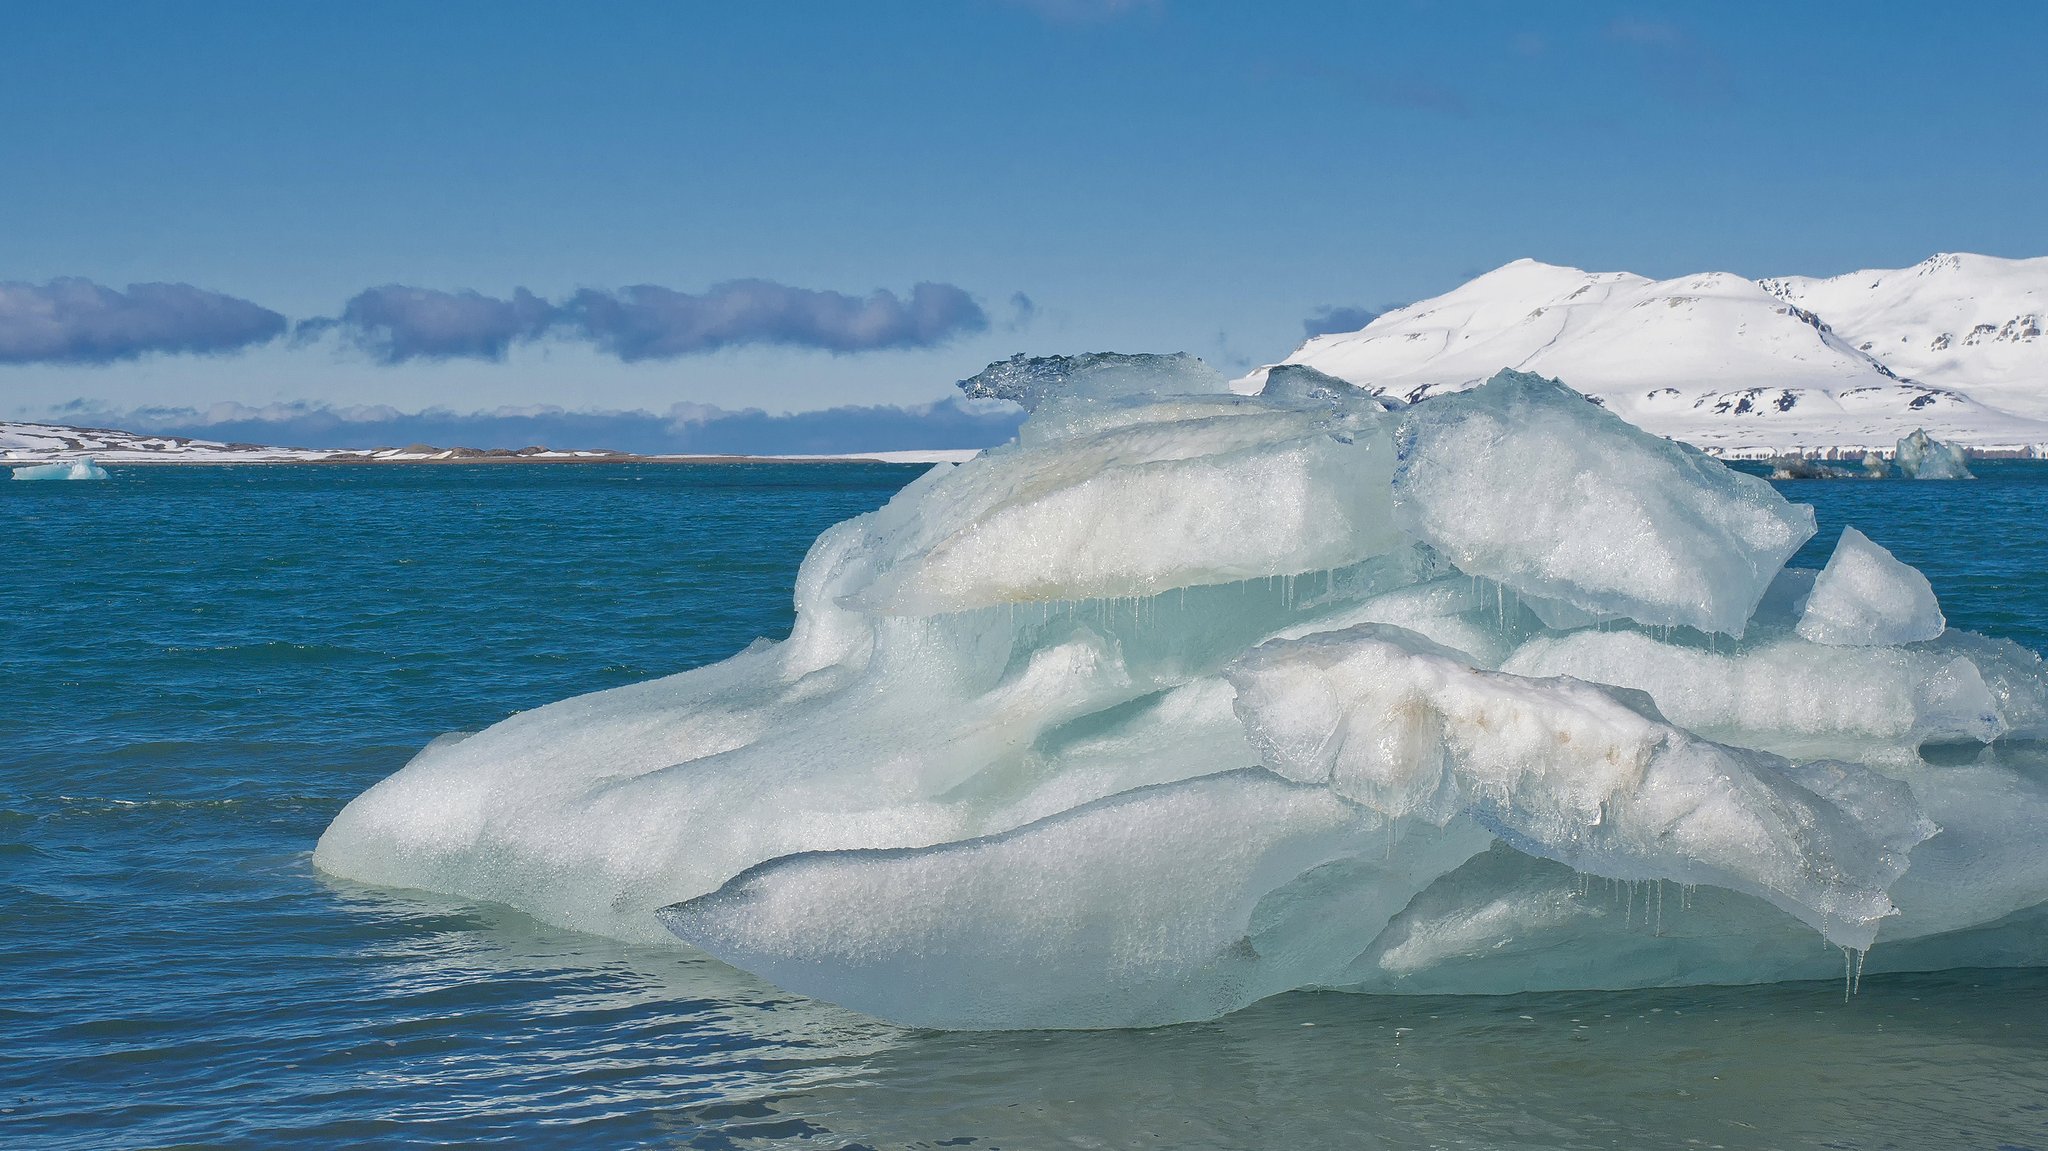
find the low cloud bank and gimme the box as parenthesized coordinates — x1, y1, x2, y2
(0, 276, 998, 365)
(297, 286, 558, 363)
(0, 279, 287, 364)
(571, 281, 987, 361)
(43, 396, 1026, 456)
(300, 280, 991, 363)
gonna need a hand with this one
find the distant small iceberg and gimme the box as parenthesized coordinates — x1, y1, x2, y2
(11, 459, 110, 481)
(1894, 428, 1973, 480)
(1768, 453, 1887, 480)
(1762, 431, 1976, 481)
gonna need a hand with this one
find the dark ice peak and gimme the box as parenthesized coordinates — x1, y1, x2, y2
(958, 352, 1224, 411)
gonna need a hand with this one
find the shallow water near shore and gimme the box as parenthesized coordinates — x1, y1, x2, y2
(7, 461, 2048, 1149)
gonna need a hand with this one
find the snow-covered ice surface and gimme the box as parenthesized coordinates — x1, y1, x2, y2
(11, 458, 109, 480)
(1246, 253, 2048, 456)
(317, 359, 2048, 1030)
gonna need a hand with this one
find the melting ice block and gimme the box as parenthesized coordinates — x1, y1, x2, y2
(1389, 371, 1815, 637)
(11, 459, 108, 480)
(1797, 527, 1946, 646)
(318, 356, 2048, 1030)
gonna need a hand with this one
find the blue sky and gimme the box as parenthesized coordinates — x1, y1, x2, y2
(3, 1, 2044, 451)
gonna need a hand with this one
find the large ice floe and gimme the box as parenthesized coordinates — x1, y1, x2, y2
(11, 459, 109, 481)
(317, 360, 2048, 1029)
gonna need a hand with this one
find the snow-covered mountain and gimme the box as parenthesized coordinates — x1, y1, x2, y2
(1761, 252, 2048, 420)
(1243, 253, 2048, 455)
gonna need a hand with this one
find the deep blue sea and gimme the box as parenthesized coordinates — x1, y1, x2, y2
(7, 462, 2048, 1150)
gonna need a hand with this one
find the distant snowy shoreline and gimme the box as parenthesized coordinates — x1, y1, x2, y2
(0, 421, 979, 467)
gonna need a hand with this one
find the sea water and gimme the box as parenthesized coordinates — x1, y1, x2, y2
(5, 461, 2048, 1149)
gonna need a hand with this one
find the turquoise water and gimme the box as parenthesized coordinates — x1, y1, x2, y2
(7, 462, 2048, 1149)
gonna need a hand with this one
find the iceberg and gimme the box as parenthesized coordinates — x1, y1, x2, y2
(316, 361, 2048, 1029)
(11, 459, 109, 481)
(1894, 428, 1974, 479)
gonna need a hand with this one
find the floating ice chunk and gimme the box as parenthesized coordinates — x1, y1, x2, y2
(1504, 630, 2004, 760)
(1390, 370, 1815, 636)
(1797, 527, 1946, 646)
(11, 459, 108, 480)
(1894, 428, 1973, 479)
(1768, 455, 1870, 480)
(317, 349, 2048, 1029)
(1228, 624, 1934, 949)
(659, 771, 1493, 1030)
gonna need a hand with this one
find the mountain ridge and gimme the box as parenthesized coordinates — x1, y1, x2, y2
(1245, 252, 2048, 455)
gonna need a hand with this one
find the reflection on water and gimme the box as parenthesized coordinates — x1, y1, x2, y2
(181, 875, 2048, 1149)
(77, 869, 2048, 1151)
(752, 970, 2048, 1150)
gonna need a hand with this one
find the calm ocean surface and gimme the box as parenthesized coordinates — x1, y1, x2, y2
(6, 461, 2048, 1150)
